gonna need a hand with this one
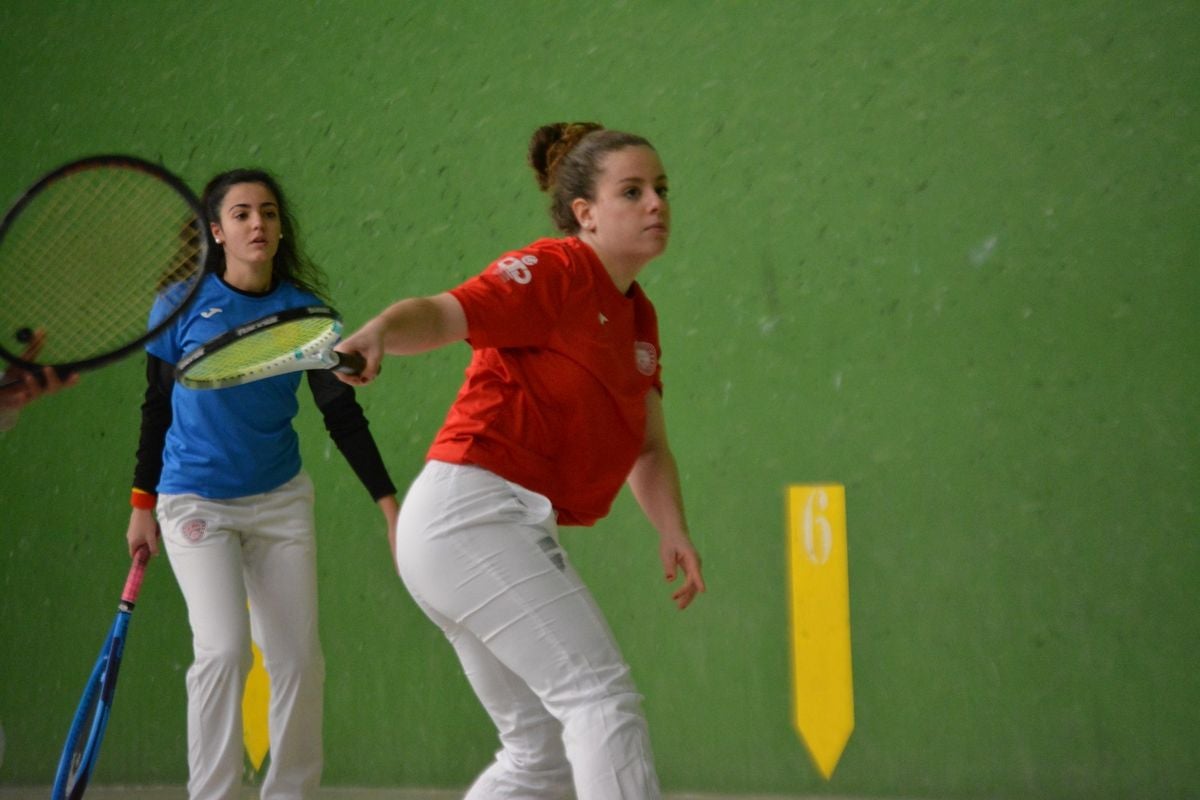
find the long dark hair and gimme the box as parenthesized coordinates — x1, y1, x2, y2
(201, 168, 328, 300)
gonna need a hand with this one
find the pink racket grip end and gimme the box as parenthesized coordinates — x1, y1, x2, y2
(121, 546, 151, 605)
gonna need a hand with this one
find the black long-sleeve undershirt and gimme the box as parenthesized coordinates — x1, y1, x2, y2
(304, 368, 396, 500)
(132, 355, 174, 495)
(131, 354, 396, 501)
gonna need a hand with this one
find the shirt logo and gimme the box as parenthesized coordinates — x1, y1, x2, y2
(635, 342, 658, 376)
(199, 307, 223, 319)
(495, 254, 537, 284)
(598, 312, 609, 325)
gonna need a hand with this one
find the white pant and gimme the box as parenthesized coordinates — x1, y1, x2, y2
(159, 473, 324, 800)
(395, 461, 661, 800)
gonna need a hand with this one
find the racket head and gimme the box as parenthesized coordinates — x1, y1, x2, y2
(51, 550, 149, 800)
(51, 619, 124, 800)
(0, 154, 208, 374)
(176, 305, 355, 389)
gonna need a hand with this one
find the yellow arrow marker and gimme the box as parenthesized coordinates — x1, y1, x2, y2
(787, 484, 854, 779)
(243, 634, 271, 772)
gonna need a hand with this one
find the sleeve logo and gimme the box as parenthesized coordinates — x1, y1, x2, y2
(495, 254, 537, 284)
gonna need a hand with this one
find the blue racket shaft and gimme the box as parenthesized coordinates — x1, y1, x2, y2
(51, 549, 148, 800)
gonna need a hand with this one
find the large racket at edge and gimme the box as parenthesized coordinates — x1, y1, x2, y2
(0, 155, 208, 381)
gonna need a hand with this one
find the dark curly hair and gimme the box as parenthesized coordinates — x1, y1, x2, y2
(527, 123, 654, 235)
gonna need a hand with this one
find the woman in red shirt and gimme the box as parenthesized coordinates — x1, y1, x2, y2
(337, 122, 705, 798)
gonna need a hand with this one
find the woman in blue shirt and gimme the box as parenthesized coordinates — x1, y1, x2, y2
(126, 168, 397, 800)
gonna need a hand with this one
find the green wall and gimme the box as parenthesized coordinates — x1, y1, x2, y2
(1, 2, 1197, 797)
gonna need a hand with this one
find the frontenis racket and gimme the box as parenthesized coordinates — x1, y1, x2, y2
(0, 155, 208, 382)
(51, 547, 151, 800)
(175, 304, 365, 390)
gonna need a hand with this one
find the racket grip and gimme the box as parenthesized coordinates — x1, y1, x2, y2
(333, 350, 366, 376)
(0, 364, 72, 390)
(121, 547, 150, 605)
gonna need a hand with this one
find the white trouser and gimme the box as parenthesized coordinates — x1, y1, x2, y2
(159, 473, 324, 800)
(395, 461, 661, 800)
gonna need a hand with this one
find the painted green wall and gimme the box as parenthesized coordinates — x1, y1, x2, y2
(1, 2, 1197, 797)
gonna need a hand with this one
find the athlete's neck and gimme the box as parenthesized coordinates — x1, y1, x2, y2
(223, 261, 274, 294)
(578, 236, 643, 295)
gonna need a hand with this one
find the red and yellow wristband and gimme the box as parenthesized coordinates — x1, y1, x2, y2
(130, 488, 157, 510)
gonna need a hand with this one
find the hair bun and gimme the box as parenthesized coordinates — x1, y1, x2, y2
(528, 122, 603, 191)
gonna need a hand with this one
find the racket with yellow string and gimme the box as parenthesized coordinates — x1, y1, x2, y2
(174, 304, 364, 389)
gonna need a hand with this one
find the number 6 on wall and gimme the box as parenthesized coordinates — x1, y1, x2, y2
(787, 483, 854, 780)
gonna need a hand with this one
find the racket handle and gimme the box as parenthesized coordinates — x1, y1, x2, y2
(333, 350, 365, 376)
(121, 547, 150, 605)
(0, 364, 73, 390)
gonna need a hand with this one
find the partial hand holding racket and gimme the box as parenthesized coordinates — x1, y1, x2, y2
(52, 547, 151, 800)
(0, 331, 80, 427)
(175, 305, 365, 390)
(331, 317, 388, 386)
(0, 155, 208, 383)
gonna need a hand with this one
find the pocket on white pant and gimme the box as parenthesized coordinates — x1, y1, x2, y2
(503, 478, 555, 528)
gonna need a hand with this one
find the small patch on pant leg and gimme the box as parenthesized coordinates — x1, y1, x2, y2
(181, 518, 208, 543)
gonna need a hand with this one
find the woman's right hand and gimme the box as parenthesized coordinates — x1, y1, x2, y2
(334, 293, 468, 387)
(334, 318, 386, 386)
(126, 508, 160, 558)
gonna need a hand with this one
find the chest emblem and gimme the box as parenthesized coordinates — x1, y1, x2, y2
(634, 341, 658, 376)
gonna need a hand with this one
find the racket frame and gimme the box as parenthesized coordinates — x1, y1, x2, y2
(175, 304, 363, 390)
(0, 154, 209, 375)
(51, 548, 149, 800)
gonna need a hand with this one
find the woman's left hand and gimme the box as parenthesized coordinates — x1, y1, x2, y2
(377, 494, 400, 561)
(659, 530, 706, 610)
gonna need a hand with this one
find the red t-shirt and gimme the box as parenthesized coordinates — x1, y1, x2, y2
(428, 237, 663, 526)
